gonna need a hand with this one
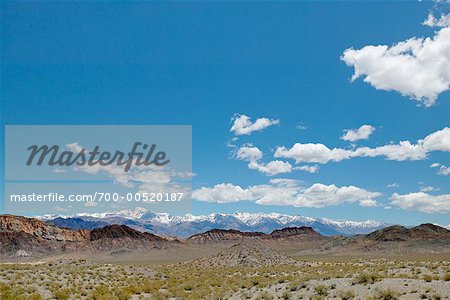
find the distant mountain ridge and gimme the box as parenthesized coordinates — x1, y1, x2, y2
(49, 217, 109, 230)
(42, 207, 389, 237)
(2, 215, 450, 259)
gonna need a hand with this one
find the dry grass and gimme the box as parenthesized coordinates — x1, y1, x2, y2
(0, 257, 449, 299)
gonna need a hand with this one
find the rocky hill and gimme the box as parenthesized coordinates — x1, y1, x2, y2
(190, 244, 299, 267)
(0, 215, 88, 242)
(87, 224, 169, 252)
(187, 226, 324, 243)
(364, 223, 450, 242)
(267, 226, 324, 241)
(0, 215, 89, 258)
(187, 228, 265, 243)
(90, 224, 165, 241)
(0, 215, 170, 258)
(315, 223, 450, 255)
(409, 223, 450, 239)
(3, 214, 450, 260)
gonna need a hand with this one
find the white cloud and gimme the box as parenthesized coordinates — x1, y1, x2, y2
(439, 166, 450, 175)
(84, 201, 98, 207)
(420, 185, 440, 192)
(226, 137, 239, 148)
(390, 192, 450, 213)
(52, 168, 66, 174)
(423, 13, 450, 28)
(359, 199, 380, 207)
(341, 125, 376, 142)
(296, 124, 307, 130)
(235, 144, 263, 161)
(230, 114, 279, 136)
(387, 183, 400, 188)
(192, 183, 250, 204)
(275, 143, 354, 164)
(430, 162, 450, 175)
(248, 160, 293, 176)
(421, 127, 450, 151)
(294, 165, 320, 174)
(234, 144, 310, 176)
(66, 142, 84, 153)
(275, 127, 450, 164)
(341, 25, 450, 106)
(65, 142, 190, 196)
(268, 178, 299, 187)
(193, 180, 381, 208)
(354, 141, 427, 161)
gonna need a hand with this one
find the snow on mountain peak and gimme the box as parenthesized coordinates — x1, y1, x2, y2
(38, 209, 389, 237)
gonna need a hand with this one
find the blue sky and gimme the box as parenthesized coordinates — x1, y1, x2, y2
(1, 1, 449, 225)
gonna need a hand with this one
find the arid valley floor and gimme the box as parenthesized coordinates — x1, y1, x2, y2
(2, 252, 450, 300)
(1, 215, 450, 299)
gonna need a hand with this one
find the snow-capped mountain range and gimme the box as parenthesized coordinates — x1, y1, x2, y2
(40, 207, 390, 237)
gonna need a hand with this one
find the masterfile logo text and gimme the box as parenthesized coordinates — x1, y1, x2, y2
(5, 125, 192, 216)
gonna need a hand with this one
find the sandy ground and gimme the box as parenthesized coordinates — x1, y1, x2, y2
(230, 277, 450, 299)
(1, 250, 450, 299)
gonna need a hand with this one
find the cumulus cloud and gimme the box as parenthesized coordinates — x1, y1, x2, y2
(193, 180, 381, 208)
(235, 144, 263, 161)
(275, 143, 354, 164)
(359, 199, 380, 207)
(294, 165, 320, 173)
(390, 192, 450, 213)
(234, 144, 315, 176)
(419, 185, 440, 192)
(230, 114, 279, 136)
(423, 13, 450, 28)
(65, 142, 191, 195)
(192, 183, 249, 204)
(341, 25, 450, 106)
(353, 142, 427, 161)
(341, 125, 376, 142)
(248, 160, 293, 176)
(430, 162, 450, 175)
(275, 127, 450, 164)
(421, 127, 450, 151)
